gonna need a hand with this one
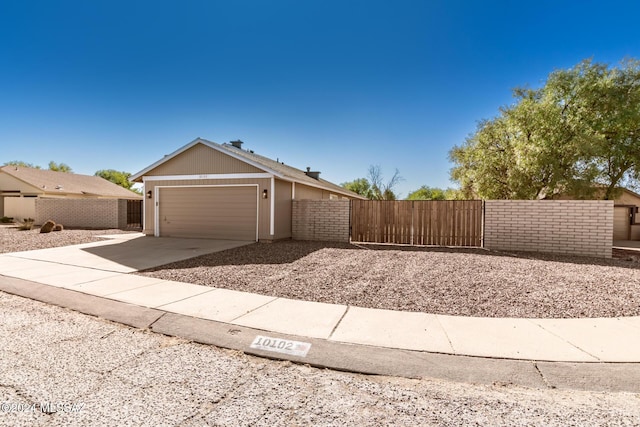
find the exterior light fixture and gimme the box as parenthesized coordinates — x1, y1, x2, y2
(147, 190, 152, 199)
(262, 189, 268, 199)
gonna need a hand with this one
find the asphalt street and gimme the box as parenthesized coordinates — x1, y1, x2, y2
(1, 291, 639, 426)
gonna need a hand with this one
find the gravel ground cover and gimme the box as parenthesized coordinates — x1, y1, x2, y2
(2, 291, 639, 426)
(141, 240, 640, 318)
(0, 225, 137, 254)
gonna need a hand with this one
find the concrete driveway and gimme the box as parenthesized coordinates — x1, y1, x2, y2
(4, 233, 253, 273)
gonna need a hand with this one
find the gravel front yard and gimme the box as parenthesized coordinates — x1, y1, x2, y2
(2, 223, 639, 319)
(139, 240, 640, 319)
(0, 224, 137, 254)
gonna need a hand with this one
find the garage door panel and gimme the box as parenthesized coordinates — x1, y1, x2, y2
(159, 186, 257, 240)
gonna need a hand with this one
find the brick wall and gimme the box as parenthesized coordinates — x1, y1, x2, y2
(484, 200, 613, 258)
(35, 198, 128, 229)
(292, 199, 350, 242)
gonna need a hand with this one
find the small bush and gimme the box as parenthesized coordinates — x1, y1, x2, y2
(0, 216, 13, 223)
(17, 218, 34, 231)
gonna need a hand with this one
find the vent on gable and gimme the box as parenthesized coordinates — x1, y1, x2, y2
(230, 140, 244, 149)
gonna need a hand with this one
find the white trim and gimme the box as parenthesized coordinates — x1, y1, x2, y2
(131, 138, 281, 181)
(270, 177, 275, 236)
(142, 183, 146, 231)
(154, 184, 259, 241)
(292, 182, 296, 200)
(154, 186, 160, 235)
(142, 173, 273, 182)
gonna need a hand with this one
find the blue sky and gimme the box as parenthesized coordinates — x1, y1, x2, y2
(1, 1, 639, 197)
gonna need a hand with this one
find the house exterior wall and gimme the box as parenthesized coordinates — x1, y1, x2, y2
(484, 200, 613, 258)
(294, 183, 335, 200)
(274, 179, 292, 240)
(615, 190, 640, 206)
(143, 178, 272, 239)
(147, 143, 263, 176)
(613, 206, 631, 240)
(0, 173, 42, 194)
(4, 197, 37, 220)
(0, 197, 3, 217)
(292, 199, 350, 242)
(35, 198, 127, 228)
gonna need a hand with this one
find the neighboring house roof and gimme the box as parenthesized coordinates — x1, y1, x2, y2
(131, 137, 366, 199)
(0, 165, 143, 199)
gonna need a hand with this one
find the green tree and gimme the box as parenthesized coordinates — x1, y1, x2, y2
(48, 161, 73, 173)
(406, 186, 460, 200)
(450, 58, 640, 200)
(341, 166, 403, 200)
(3, 161, 40, 169)
(95, 169, 139, 193)
(341, 178, 374, 199)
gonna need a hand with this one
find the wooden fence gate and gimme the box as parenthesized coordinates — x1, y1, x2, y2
(351, 200, 483, 247)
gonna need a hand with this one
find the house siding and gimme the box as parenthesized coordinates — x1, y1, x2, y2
(147, 143, 264, 176)
(0, 173, 41, 194)
(274, 179, 292, 240)
(295, 183, 334, 200)
(143, 178, 272, 240)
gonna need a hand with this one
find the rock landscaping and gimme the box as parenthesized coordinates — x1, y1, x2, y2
(0, 225, 136, 253)
(140, 240, 640, 319)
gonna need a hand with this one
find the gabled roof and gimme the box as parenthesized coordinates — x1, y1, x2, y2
(131, 137, 365, 199)
(0, 165, 143, 199)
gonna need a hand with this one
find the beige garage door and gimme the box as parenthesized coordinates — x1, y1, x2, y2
(158, 186, 257, 240)
(613, 206, 631, 240)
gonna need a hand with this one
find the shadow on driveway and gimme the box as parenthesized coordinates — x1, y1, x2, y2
(79, 236, 253, 271)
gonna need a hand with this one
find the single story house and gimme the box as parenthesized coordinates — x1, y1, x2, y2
(0, 165, 143, 221)
(130, 137, 364, 241)
(612, 187, 640, 241)
(552, 186, 640, 240)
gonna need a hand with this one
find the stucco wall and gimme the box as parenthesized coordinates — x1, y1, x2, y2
(292, 199, 350, 242)
(35, 198, 128, 228)
(4, 197, 36, 220)
(484, 200, 613, 258)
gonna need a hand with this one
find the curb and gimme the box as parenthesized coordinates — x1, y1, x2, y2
(1, 274, 639, 393)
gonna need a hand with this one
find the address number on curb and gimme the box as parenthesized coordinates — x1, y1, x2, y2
(250, 335, 311, 358)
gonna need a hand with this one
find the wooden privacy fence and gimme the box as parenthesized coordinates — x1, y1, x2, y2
(351, 200, 483, 247)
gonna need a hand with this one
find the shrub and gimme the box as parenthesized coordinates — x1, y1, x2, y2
(17, 218, 34, 231)
(0, 216, 13, 223)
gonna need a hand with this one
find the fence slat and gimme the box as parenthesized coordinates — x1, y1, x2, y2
(350, 200, 482, 247)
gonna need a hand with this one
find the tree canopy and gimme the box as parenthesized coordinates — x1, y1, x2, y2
(95, 169, 139, 193)
(341, 165, 403, 200)
(450, 58, 640, 200)
(48, 161, 73, 173)
(406, 186, 460, 200)
(3, 160, 73, 172)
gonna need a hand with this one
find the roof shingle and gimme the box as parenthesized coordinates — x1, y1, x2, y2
(1, 166, 143, 199)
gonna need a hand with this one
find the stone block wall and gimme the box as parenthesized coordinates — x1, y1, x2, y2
(292, 200, 350, 242)
(484, 200, 613, 258)
(35, 198, 128, 229)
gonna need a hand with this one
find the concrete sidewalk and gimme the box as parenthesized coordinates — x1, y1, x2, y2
(1, 234, 640, 389)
